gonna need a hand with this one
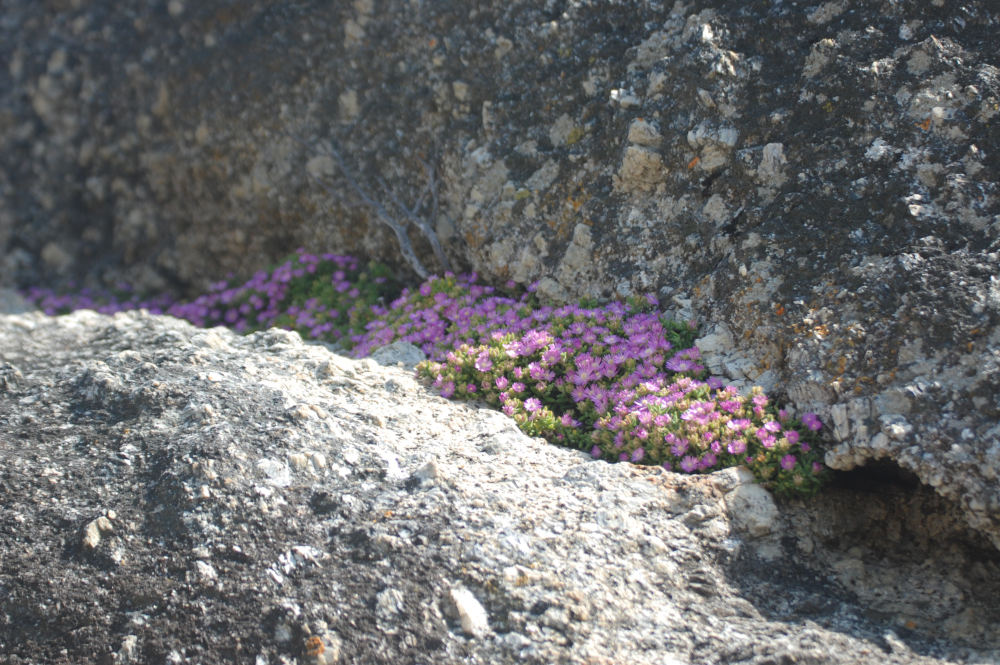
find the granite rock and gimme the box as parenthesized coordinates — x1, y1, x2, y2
(1, 310, 999, 664)
(1, 1, 999, 556)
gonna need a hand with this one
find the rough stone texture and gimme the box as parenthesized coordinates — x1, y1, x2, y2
(1, 310, 1000, 664)
(1, 2, 999, 551)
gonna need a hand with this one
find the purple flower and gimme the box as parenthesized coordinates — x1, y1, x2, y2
(495, 376, 509, 390)
(511, 382, 526, 394)
(474, 350, 493, 372)
(679, 455, 699, 473)
(727, 438, 747, 455)
(763, 420, 781, 433)
(631, 448, 645, 463)
(781, 454, 797, 470)
(727, 418, 752, 432)
(524, 398, 542, 412)
(440, 382, 455, 398)
(670, 436, 689, 458)
(591, 445, 602, 458)
(802, 412, 823, 432)
(560, 413, 579, 428)
(785, 430, 800, 445)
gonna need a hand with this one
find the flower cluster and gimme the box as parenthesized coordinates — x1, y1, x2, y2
(361, 280, 827, 497)
(21, 251, 828, 497)
(24, 249, 400, 343)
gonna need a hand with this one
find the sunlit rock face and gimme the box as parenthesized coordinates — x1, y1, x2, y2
(1, 309, 999, 663)
(1, 1, 998, 560)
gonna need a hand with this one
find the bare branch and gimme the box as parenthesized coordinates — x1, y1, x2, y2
(290, 132, 454, 279)
(377, 174, 452, 273)
(290, 133, 432, 279)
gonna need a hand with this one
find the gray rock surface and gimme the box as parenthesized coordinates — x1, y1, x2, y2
(2, 310, 1000, 664)
(1, 0, 999, 577)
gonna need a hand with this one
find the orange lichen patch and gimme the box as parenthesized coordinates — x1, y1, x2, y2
(773, 303, 785, 316)
(812, 324, 829, 339)
(687, 155, 700, 169)
(428, 37, 438, 48)
(916, 117, 932, 131)
(304, 636, 325, 657)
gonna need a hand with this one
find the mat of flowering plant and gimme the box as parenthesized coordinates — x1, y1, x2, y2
(22, 248, 827, 496)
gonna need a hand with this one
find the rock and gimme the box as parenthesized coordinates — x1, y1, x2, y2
(3, 4, 997, 550)
(721, 469, 780, 539)
(446, 586, 489, 637)
(2, 309, 1000, 663)
(81, 515, 113, 550)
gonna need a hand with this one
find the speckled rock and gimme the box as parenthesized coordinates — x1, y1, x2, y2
(2, 310, 999, 664)
(1, 1, 999, 550)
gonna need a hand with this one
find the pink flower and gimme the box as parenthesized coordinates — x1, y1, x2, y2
(591, 445, 602, 458)
(680, 455, 699, 473)
(524, 398, 542, 412)
(560, 413, 579, 428)
(495, 376, 509, 390)
(780, 454, 796, 470)
(727, 418, 751, 431)
(802, 412, 822, 432)
(631, 448, 645, 462)
(785, 430, 800, 445)
(474, 350, 493, 372)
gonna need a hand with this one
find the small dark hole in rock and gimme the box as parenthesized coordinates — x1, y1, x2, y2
(828, 458, 922, 492)
(743, 458, 1000, 651)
